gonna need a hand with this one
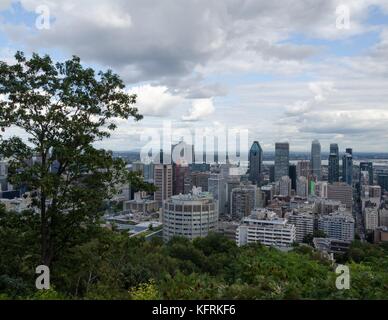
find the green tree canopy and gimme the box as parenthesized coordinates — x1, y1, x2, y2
(0, 52, 154, 267)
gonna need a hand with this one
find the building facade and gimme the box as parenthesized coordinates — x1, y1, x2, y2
(162, 189, 218, 241)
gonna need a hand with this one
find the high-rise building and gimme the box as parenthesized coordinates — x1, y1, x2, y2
(317, 211, 355, 242)
(364, 207, 379, 232)
(378, 175, 388, 193)
(230, 184, 258, 219)
(236, 209, 296, 247)
(173, 162, 190, 195)
(342, 149, 353, 185)
(189, 171, 211, 192)
(289, 165, 297, 190)
(143, 163, 154, 181)
(296, 176, 309, 198)
(162, 189, 218, 241)
(327, 183, 353, 208)
(278, 176, 292, 197)
(379, 206, 388, 227)
(311, 140, 321, 180)
(286, 212, 314, 243)
(208, 173, 227, 215)
(297, 160, 310, 178)
(360, 162, 374, 186)
(328, 143, 340, 183)
(315, 181, 328, 199)
(274, 142, 289, 182)
(248, 141, 263, 186)
(154, 164, 173, 205)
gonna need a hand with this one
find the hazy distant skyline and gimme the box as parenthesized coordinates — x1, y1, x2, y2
(1, 0, 388, 152)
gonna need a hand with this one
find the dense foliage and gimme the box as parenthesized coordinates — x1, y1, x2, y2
(1, 206, 387, 300)
(0, 52, 154, 266)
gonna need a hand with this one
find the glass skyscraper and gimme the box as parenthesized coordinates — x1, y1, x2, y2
(328, 143, 340, 183)
(248, 141, 263, 186)
(311, 140, 321, 181)
(342, 148, 353, 186)
(274, 142, 289, 182)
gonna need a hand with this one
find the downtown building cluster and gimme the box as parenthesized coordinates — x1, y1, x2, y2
(2, 139, 388, 251)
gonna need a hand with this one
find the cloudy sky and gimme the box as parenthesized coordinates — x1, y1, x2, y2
(1, 0, 388, 152)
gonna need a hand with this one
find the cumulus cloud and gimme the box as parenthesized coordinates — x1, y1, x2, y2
(129, 84, 183, 117)
(182, 99, 215, 121)
(0, 0, 12, 11)
(2, 0, 388, 151)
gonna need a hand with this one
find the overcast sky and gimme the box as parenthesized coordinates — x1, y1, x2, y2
(1, 0, 388, 152)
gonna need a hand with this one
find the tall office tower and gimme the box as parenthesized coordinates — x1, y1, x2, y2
(248, 141, 263, 186)
(162, 190, 218, 241)
(296, 176, 309, 198)
(230, 185, 258, 219)
(328, 143, 340, 183)
(269, 165, 275, 183)
(311, 140, 321, 180)
(378, 175, 388, 193)
(342, 149, 353, 185)
(297, 160, 310, 178)
(173, 162, 190, 195)
(359, 162, 374, 186)
(289, 164, 297, 190)
(190, 171, 211, 192)
(143, 163, 154, 181)
(279, 176, 292, 197)
(154, 164, 173, 205)
(208, 173, 227, 215)
(274, 142, 289, 182)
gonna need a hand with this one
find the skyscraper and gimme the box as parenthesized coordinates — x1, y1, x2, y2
(173, 162, 190, 195)
(311, 140, 321, 180)
(274, 142, 289, 182)
(328, 143, 340, 183)
(289, 164, 297, 190)
(359, 162, 373, 186)
(296, 160, 310, 178)
(154, 164, 173, 205)
(342, 148, 353, 186)
(248, 141, 263, 186)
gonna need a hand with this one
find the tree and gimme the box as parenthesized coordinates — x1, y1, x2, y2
(302, 230, 326, 246)
(0, 52, 154, 267)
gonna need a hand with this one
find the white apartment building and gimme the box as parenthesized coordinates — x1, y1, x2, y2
(236, 209, 296, 247)
(364, 207, 379, 231)
(317, 210, 355, 242)
(286, 211, 314, 243)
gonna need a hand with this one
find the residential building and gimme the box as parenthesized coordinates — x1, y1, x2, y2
(236, 209, 296, 247)
(317, 210, 355, 241)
